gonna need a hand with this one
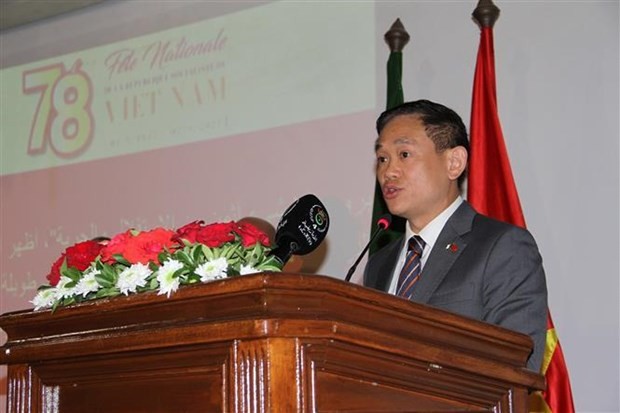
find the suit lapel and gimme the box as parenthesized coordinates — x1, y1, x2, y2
(371, 237, 404, 292)
(410, 202, 476, 304)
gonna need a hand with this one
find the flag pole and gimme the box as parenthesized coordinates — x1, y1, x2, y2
(369, 19, 409, 255)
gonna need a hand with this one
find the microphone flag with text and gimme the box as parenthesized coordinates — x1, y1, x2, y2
(270, 194, 330, 266)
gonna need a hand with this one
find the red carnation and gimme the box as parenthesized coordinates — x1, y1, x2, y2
(175, 220, 204, 244)
(235, 222, 271, 247)
(46, 254, 65, 287)
(124, 228, 177, 264)
(46, 240, 104, 286)
(100, 230, 133, 263)
(65, 240, 104, 270)
(197, 222, 237, 247)
(101, 228, 178, 265)
(175, 221, 236, 248)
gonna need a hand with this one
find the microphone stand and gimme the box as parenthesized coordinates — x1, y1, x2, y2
(344, 219, 390, 282)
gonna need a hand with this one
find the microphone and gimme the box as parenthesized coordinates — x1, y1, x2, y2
(270, 194, 330, 266)
(344, 214, 392, 282)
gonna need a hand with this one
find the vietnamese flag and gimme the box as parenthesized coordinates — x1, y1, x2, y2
(467, 1, 575, 412)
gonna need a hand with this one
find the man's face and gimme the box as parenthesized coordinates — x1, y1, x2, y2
(375, 115, 459, 231)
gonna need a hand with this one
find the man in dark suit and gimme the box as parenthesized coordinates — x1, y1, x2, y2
(364, 99, 547, 371)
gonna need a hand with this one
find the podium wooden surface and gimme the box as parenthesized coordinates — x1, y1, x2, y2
(0, 273, 544, 412)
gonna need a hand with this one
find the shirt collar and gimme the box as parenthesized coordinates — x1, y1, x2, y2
(405, 196, 463, 254)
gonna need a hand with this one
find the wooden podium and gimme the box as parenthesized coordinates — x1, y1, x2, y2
(0, 273, 544, 412)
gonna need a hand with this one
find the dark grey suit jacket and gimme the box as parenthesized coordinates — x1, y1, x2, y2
(363, 201, 548, 371)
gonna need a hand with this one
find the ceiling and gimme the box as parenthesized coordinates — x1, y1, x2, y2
(0, 0, 107, 32)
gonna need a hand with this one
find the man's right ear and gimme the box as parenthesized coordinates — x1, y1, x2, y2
(447, 146, 468, 181)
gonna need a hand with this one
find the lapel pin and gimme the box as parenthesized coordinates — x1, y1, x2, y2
(446, 243, 458, 252)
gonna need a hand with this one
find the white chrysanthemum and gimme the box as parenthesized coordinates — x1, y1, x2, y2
(195, 257, 228, 282)
(74, 269, 101, 297)
(55, 276, 76, 299)
(117, 263, 152, 295)
(31, 288, 58, 310)
(157, 259, 184, 298)
(239, 264, 259, 275)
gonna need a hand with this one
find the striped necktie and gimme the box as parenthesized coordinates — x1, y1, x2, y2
(396, 236, 425, 299)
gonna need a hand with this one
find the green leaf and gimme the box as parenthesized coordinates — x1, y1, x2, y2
(202, 245, 215, 260)
(257, 263, 282, 272)
(62, 296, 76, 306)
(95, 287, 121, 298)
(263, 255, 282, 266)
(243, 244, 258, 266)
(61, 266, 82, 282)
(112, 254, 131, 266)
(173, 267, 186, 279)
(60, 257, 69, 273)
(192, 244, 204, 262)
(149, 277, 159, 290)
(158, 252, 169, 264)
(175, 250, 194, 266)
(36, 285, 54, 292)
(97, 265, 117, 288)
(65, 280, 79, 289)
(185, 273, 201, 284)
(224, 244, 242, 259)
(227, 266, 240, 277)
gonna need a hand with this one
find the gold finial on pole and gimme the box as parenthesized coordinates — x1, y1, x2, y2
(472, 0, 500, 29)
(384, 18, 410, 52)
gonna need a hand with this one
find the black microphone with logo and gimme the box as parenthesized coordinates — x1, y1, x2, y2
(270, 194, 330, 267)
(344, 214, 392, 282)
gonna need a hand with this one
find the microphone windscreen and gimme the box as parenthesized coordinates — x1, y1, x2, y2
(377, 214, 392, 230)
(275, 194, 329, 256)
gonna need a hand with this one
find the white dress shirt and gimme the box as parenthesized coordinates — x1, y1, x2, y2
(387, 196, 464, 295)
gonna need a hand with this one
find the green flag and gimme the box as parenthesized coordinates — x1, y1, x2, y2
(369, 22, 408, 255)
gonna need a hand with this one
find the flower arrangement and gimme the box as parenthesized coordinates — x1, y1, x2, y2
(32, 220, 282, 310)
